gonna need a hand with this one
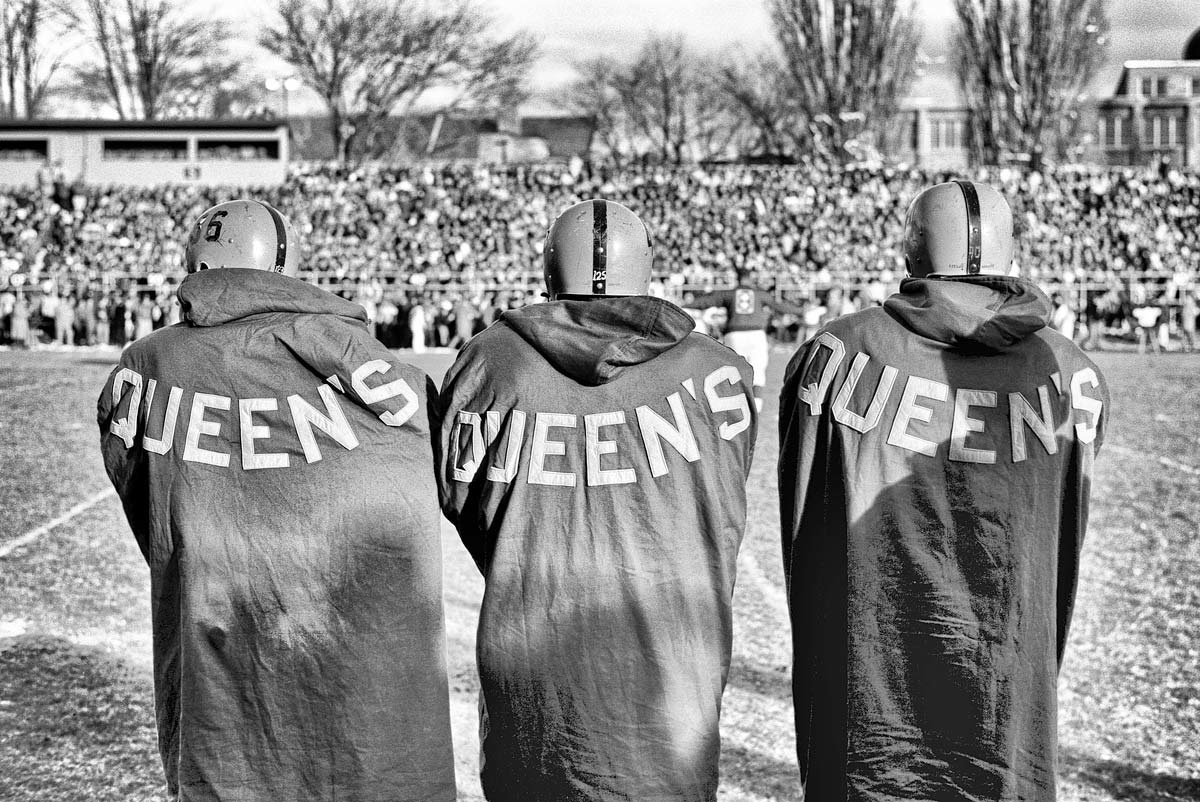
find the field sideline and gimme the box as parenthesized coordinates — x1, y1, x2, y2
(1, 346, 1197, 802)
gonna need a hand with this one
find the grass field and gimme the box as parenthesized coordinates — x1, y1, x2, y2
(1, 344, 1197, 802)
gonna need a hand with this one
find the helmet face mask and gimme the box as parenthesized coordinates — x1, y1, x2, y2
(903, 181, 1014, 278)
(185, 199, 301, 277)
(543, 199, 653, 299)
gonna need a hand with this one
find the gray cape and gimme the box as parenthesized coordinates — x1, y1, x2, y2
(98, 269, 455, 802)
(438, 296, 758, 802)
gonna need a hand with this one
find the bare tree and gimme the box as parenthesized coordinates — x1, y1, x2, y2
(260, 0, 537, 162)
(0, 0, 71, 118)
(165, 67, 267, 120)
(769, 0, 921, 162)
(453, 27, 537, 115)
(616, 34, 694, 163)
(570, 36, 765, 164)
(711, 48, 805, 160)
(563, 56, 630, 165)
(953, 0, 1108, 166)
(71, 0, 232, 119)
(689, 55, 750, 162)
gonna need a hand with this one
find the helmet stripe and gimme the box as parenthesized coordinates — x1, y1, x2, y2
(591, 199, 607, 294)
(954, 180, 982, 275)
(258, 200, 288, 273)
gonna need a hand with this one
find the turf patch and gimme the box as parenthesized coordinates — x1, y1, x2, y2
(0, 636, 167, 801)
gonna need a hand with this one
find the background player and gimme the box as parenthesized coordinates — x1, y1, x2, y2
(778, 181, 1108, 801)
(438, 199, 757, 802)
(97, 200, 455, 802)
(687, 269, 805, 411)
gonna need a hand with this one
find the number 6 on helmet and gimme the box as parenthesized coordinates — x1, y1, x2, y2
(185, 199, 301, 277)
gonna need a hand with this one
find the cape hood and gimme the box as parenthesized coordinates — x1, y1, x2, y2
(178, 268, 367, 327)
(883, 275, 1052, 352)
(502, 296, 696, 385)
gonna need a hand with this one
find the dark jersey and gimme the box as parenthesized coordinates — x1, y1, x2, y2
(688, 286, 804, 333)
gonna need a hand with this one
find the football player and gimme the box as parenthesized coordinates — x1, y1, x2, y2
(778, 181, 1108, 801)
(438, 199, 758, 802)
(687, 269, 805, 412)
(97, 200, 455, 802)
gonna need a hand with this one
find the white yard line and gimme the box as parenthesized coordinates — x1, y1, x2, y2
(1158, 456, 1200, 477)
(1105, 444, 1200, 477)
(737, 544, 791, 624)
(0, 488, 116, 559)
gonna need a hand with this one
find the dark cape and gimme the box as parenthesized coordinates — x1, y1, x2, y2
(98, 269, 455, 802)
(779, 275, 1109, 802)
(438, 296, 758, 802)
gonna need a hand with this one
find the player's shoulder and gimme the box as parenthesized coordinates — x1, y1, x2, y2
(117, 322, 191, 365)
(442, 318, 532, 390)
(344, 321, 433, 382)
(781, 306, 893, 376)
(459, 317, 526, 358)
(818, 305, 895, 341)
(673, 331, 756, 381)
(1031, 326, 1107, 382)
(677, 330, 735, 358)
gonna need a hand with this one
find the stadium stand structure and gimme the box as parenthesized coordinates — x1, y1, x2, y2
(1096, 27, 1200, 168)
(288, 113, 594, 163)
(0, 120, 289, 188)
(897, 26, 1200, 169)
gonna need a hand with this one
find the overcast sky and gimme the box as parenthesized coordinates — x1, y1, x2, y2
(230, 0, 1200, 112)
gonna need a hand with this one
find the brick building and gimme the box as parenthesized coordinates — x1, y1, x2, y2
(886, 27, 1200, 169)
(1093, 28, 1200, 167)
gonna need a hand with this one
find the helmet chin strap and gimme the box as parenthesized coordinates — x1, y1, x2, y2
(953, 180, 982, 275)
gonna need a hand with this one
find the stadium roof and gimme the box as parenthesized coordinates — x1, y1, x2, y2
(0, 119, 284, 131)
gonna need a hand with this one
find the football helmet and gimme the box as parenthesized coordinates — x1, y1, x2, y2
(543, 199, 653, 298)
(903, 180, 1014, 277)
(185, 199, 300, 277)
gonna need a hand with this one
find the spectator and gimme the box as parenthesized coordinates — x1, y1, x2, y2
(54, 293, 75, 345)
(1052, 293, 1078, 341)
(95, 294, 110, 347)
(1181, 286, 1197, 352)
(76, 293, 96, 345)
(0, 288, 14, 346)
(451, 294, 476, 348)
(11, 292, 31, 348)
(0, 160, 1195, 351)
(39, 291, 58, 341)
(108, 295, 126, 347)
(1132, 295, 1163, 354)
(134, 294, 155, 341)
(409, 298, 427, 353)
(1082, 289, 1105, 351)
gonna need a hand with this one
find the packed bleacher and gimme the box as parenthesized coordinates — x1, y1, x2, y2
(1, 160, 1198, 350)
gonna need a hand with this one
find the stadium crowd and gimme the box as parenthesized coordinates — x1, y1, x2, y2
(1, 160, 1197, 351)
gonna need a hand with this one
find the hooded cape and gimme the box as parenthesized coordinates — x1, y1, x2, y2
(97, 269, 454, 802)
(778, 276, 1108, 802)
(438, 296, 758, 802)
